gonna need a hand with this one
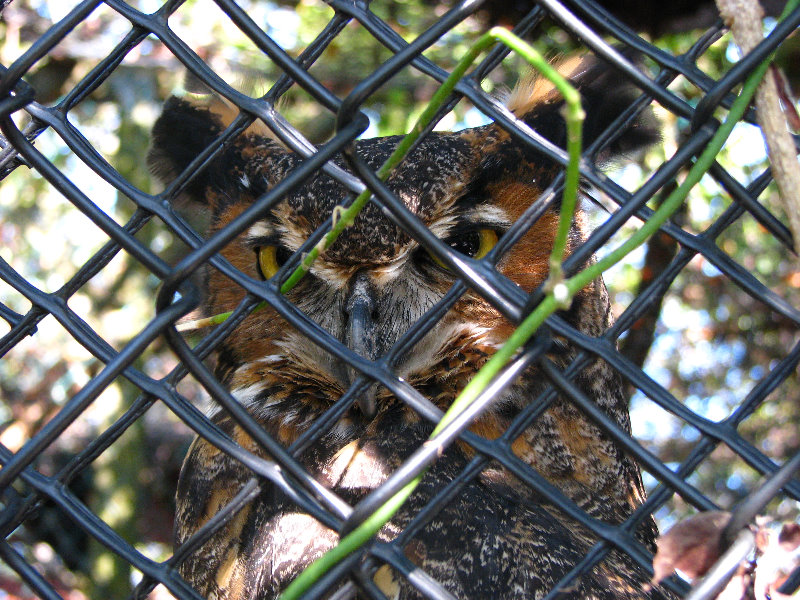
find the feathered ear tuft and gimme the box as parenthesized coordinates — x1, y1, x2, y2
(505, 56, 584, 118)
(507, 53, 659, 164)
(147, 92, 280, 205)
(148, 95, 234, 204)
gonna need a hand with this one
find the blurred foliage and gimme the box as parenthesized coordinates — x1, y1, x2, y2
(0, 0, 798, 598)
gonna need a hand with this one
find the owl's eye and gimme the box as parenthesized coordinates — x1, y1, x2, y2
(256, 245, 291, 280)
(431, 228, 499, 269)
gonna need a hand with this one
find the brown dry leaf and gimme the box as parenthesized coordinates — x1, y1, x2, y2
(650, 510, 732, 587)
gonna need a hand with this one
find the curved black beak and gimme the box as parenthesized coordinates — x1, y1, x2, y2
(345, 272, 380, 419)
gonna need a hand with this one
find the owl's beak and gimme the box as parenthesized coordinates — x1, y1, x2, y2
(345, 272, 380, 419)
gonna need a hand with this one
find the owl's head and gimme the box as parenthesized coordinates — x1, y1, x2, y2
(149, 55, 657, 439)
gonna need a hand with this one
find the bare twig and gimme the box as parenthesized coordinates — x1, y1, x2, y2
(716, 0, 800, 255)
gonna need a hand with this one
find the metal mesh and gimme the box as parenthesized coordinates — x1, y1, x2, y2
(1, 0, 799, 598)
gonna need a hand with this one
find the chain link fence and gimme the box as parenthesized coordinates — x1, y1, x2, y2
(1, 0, 800, 598)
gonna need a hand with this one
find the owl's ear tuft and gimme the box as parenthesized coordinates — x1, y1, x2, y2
(507, 54, 659, 163)
(148, 95, 234, 204)
(148, 93, 278, 205)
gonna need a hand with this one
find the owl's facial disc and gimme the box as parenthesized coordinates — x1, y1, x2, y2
(344, 271, 381, 418)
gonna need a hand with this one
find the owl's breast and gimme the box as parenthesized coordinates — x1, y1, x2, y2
(176, 422, 662, 600)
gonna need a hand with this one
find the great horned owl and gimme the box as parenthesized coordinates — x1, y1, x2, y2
(149, 55, 669, 599)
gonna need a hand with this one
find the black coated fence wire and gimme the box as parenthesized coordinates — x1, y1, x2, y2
(1, 0, 800, 599)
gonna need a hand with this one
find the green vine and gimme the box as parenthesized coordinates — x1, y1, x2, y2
(175, 27, 578, 332)
(277, 4, 799, 594)
(279, 27, 587, 600)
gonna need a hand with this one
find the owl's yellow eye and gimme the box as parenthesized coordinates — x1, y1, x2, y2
(431, 228, 498, 269)
(257, 246, 285, 279)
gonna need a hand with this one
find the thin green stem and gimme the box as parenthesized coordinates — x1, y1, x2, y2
(278, 6, 795, 593)
(281, 27, 585, 295)
(279, 33, 494, 293)
(278, 28, 584, 600)
(563, 40, 779, 300)
(178, 309, 238, 332)
(176, 28, 582, 332)
(487, 29, 585, 301)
